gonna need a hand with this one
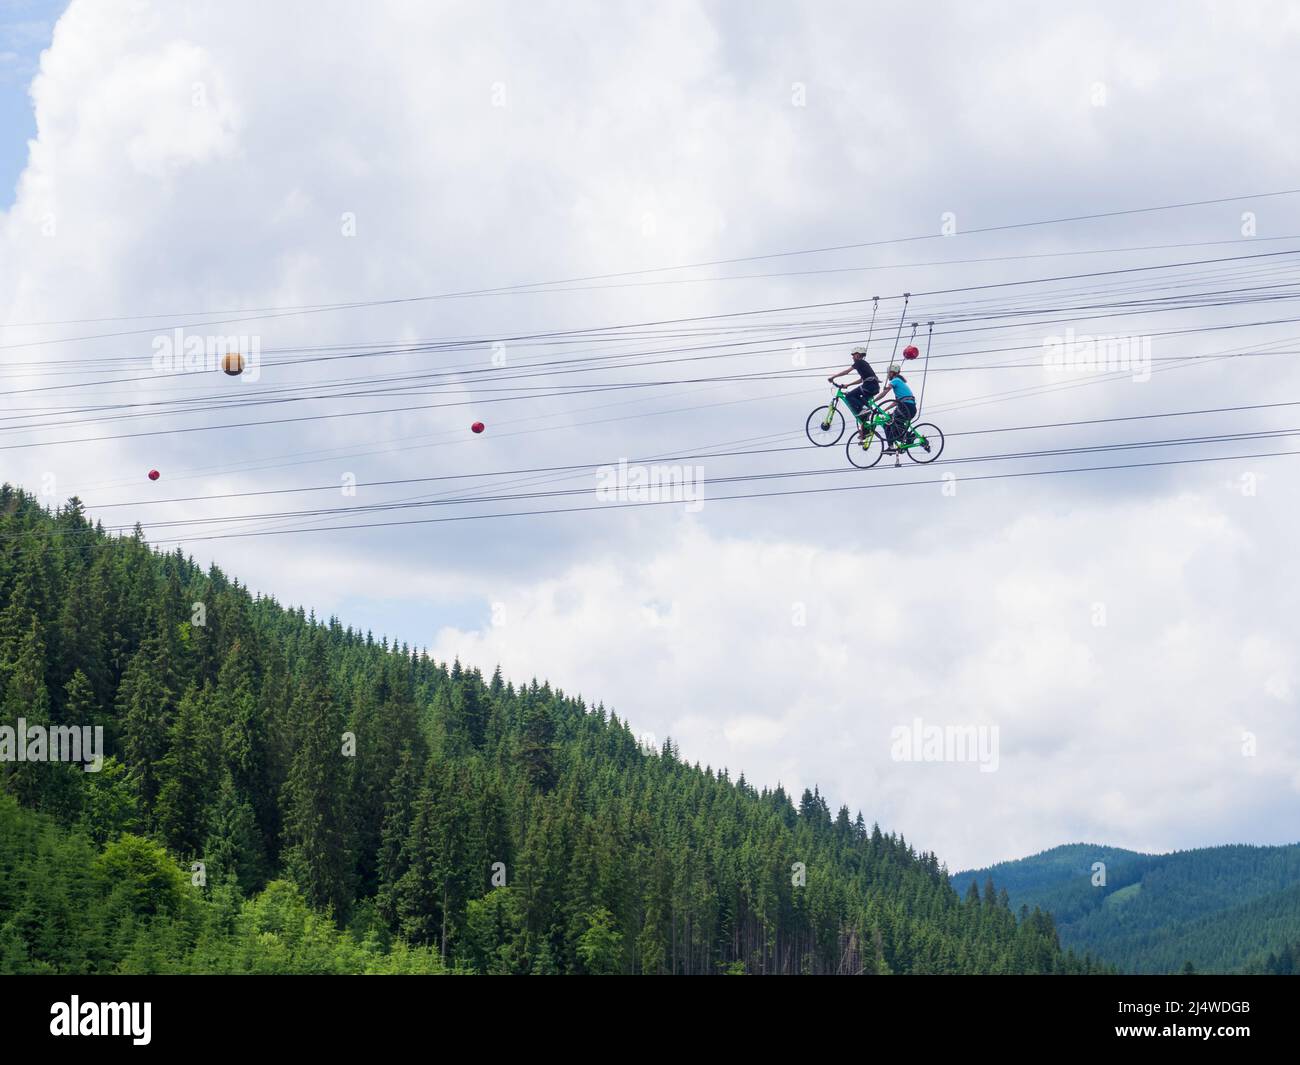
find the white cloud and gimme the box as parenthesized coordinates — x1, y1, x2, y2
(431, 489, 1299, 869)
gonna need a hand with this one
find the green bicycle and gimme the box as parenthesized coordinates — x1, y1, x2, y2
(844, 396, 944, 469)
(806, 386, 944, 468)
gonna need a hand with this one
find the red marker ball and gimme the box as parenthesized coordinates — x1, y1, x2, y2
(902, 344, 920, 360)
(471, 422, 485, 434)
(148, 470, 160, 481)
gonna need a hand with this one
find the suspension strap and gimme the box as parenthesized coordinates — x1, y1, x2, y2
(890, 293, 911, 363)
(865, 296, 879, 351)
(918, 321, 934, 415)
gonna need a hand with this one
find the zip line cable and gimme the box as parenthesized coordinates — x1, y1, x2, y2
(9, 248, 1295, 385)
(7, 300, 1300, 441)
(72, 394, 1300, 510)
(115, 447, 1300, 547)
(7, 217, 1299, 538)
(66, 396, 1300, 520)
(91, 425, 1300, 532)
(10, 266, 1300, 421)
(6, 246, 1297, 398)
(2, 241, 1298, 353)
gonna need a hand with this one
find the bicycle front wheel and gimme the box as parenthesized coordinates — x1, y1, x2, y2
(806, 405, 846, 447)
(845, 427, 885, 469)
(904, 423, 945, 463)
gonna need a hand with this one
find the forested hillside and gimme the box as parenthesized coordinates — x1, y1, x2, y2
(0, 488, 1100, 974)
(954, 843, 1300, 973)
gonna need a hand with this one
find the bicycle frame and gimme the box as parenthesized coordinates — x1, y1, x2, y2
(823, 386, 875, 431)
(817, 386, 937, 456)
(859, 397, 930, 453)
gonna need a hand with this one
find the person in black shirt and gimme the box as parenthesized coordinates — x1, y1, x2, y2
(828, 346, 880, 422)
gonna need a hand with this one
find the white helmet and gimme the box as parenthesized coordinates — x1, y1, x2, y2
(888, 363, 902, 374)
(851, 346, 868, 356)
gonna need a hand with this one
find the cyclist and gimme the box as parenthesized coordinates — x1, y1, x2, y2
(879, 363, 918, 452)
(827, 346, 880, 422)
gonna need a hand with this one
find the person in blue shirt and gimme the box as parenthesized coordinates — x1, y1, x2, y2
(879, 363, 917, 451)
(827, 345, 879, 422)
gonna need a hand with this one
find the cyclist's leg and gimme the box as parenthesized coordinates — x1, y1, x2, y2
(900, 399, 917, 443)
(885, 405, 903, 446)
(844, 385, 865, 418)
(856, 382, 879, 425)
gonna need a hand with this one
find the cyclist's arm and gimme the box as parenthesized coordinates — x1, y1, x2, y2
(827, 367, 855, 384)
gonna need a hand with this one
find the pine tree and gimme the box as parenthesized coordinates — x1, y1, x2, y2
(281, 634, 353, 922)
(54, 566, 108, 720)
(156, 684, 217, 856)
(118, 627, 176, 820)
(215, 642, 275, 854)
(376, 745, 420, 926)
(203, 772, 267, 895)
(517, 699, 556, 792)
(0, 619, 54, 810)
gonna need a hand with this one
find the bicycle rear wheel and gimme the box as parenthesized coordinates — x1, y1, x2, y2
(846, 427, 885, 469)
(806, 405, 846, 446)
(904, 423, 945, 463)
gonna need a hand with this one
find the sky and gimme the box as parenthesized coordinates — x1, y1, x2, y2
(0, 0, 63, 198)
(1, 0, 1299, 870)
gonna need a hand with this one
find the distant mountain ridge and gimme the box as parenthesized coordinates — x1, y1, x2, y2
(951, 842, 1300, 973)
